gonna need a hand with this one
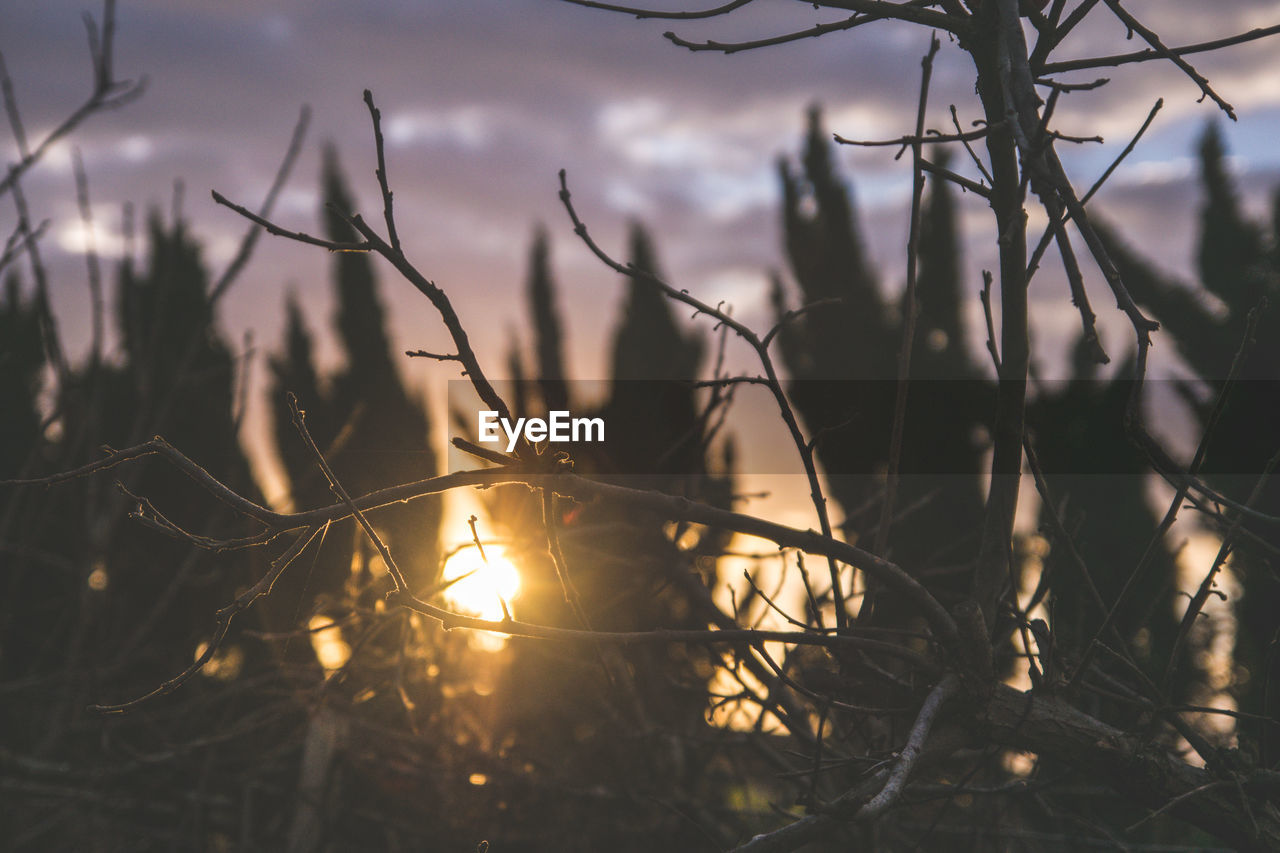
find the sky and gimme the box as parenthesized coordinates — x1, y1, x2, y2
(5, 0, 1280, 527)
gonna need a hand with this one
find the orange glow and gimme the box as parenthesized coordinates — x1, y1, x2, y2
(308, 614, 352, 671)
(441, 544, 521, 651)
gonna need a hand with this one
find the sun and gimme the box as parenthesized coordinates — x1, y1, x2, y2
(440, 543, 521, 623)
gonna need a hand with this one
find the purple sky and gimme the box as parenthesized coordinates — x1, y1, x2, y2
(6, 0, 1280, 514)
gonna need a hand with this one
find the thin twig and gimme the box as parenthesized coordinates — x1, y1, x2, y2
(919, 157, 991, 198)
(0, 0, 145, 201)
(1163, 304, 1273, 688)
(1097, 0, 1235, 119)
(950, 105, 994, 186)
(857, 673, 959, 818)
(211, 191, 367, 252)
(1125, 781, 1232, 833)
(363, 90, 401, 253)
(88, 525, 323, 714)
(761, 297, 843, 348)
(210, 105, 311, 304)
(872, 34, 939, 569)
(1026, 98, 1163, 284)
(1041, 23, 1280, 79)
(559, 0, 756, 20)
(405, 349, 461, 362)
(665, 13, 866, 54)
(288, 393, 411, 594)
(466, 514, 511, 622)
(835, 125, 994, 149)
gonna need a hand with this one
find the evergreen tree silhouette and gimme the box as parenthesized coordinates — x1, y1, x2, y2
(772, 108, 893, 549)
(482, 225, 734, 840)
(600, 223, 705, 478)
(102, 213, 257, 682)
(772, 109, 988, 597)
(1, 212, 260, 693)
(0, 275, 45, 479)
(0, 274, 58, 688)
(1028, 342, 1182, 694)
(266, 146, 441, 665)
(527, 224, 570, 415)
(893, 151, 988, 573)
(1099, 124, 1280, 760)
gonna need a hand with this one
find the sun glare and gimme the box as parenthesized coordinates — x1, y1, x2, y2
(440, 544, 521, 624)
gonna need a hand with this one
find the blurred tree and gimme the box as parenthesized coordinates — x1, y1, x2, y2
(528, 224, 570, 415)
(0, 209, 269, 809)
(266, 146, 441, 653)
(772, 110, 988, 603)
(0, 274, 45, 479)
(98, 213, 253, 680)
(1100, 124, 1280, 760)
(1028, 341, 1183, 700)
(0, 274, 56, 688)
(471, 224, 737, 847)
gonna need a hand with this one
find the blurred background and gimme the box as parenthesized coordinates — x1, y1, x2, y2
(3, 2, 1280, 849)
(7, 0, 1280, 499)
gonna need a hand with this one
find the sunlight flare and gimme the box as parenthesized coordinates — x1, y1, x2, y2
(441, 543, 521, 624)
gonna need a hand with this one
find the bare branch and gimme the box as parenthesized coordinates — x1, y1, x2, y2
(288, 392, 412, 594)
(732, 674, 961, 852)
(211, 190, 367, 252)
(872, 34, 939, 569)
(363, 89, 401, 253)
(1098, 0, 1236, 119)
(834, 124, 994, 149)
(1040, 22, 1280, 78)
(761, 296, 842, 348)
(405, 349, 462, 362)
(209, 104, 311, 304)
(857, 673, 960, 818)
(1026, 98, 1163, 284)
(919, 157, 991, 198)
(950, 105, 994, 186)
(0, 1, 145, 201)
(665, 13, 864, 54)
(559, 0, 757, 20)
(88, 524, 324, 714)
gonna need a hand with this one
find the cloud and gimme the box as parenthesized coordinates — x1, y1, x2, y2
(5, 0, 1280, 455)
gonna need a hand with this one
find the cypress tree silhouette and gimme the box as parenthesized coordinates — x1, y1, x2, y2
(600, 223, 706, 479)
(771, 107, 894, 553)
(772, 109, 988, 597)
(914, 150, 973, 380)
(1099, 124, 1280, 760)
(0, 274, 60, 689)
(527, 224, 570, 415)
(476, 225, 735, 847)
(100, 213, 258, 683)
(266, 146, 441, 666)
(1, 206, 304, 851)
(1028, 341, 1182, 694)
(271, 294, 332, 466)
(894, 151, 988, 572)
(1, 211, 260, 695)
(0, 275, 45, 479)
(776, 106, 889, 380)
